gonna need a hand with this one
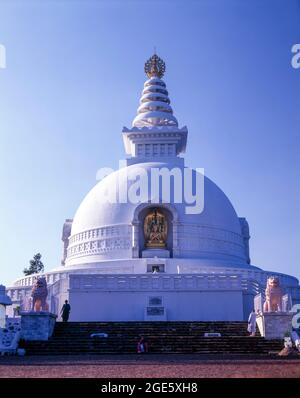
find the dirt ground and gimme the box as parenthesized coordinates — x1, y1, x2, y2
(1, 355, 300, 378)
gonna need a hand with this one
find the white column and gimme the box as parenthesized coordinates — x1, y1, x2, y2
(172, 221, 180, 257)
(132, 221, 140, 258)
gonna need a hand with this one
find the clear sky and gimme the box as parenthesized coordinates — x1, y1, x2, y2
(0, 0, 299, 286)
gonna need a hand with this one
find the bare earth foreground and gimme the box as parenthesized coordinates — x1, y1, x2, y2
(1, 355, 300, 378)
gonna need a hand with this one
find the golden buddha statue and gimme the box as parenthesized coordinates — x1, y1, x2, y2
(144, 209, 167, 248)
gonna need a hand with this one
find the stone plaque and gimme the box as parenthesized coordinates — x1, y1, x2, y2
(147, 307, 164, 316)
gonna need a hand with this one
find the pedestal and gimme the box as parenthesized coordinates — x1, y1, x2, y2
(142, 249, 170, 258)
(20, 311, 57, 341)
(256, 312, 293, 340)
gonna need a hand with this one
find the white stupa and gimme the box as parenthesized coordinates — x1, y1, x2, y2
(6, 54, 300, 321)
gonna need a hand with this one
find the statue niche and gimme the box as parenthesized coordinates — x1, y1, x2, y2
(144, 209, 167, 249)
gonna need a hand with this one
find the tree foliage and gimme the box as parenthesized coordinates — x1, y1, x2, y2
(23, 253, 44, 276)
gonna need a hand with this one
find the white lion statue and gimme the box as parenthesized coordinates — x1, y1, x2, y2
(263, 276, 283, 312)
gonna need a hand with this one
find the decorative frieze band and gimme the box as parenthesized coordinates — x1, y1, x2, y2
(67, 222, 246, 260)
(67, 224, 132, 258)
(69, 273, 243, 292)
(69, 224, 132, 244)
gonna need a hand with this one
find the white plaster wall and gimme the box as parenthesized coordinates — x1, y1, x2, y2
(69, 290, 244, 322)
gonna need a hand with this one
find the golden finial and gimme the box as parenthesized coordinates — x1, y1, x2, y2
(144, 53, 166, 78)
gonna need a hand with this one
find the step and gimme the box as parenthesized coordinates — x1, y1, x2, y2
(23, 321, 283, 356)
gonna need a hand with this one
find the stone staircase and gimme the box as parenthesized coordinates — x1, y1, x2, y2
(24, 321, 283, 355)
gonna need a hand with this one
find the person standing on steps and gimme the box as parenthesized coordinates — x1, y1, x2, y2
(247, 309, 257, 336)
(61, 300, 71, 322)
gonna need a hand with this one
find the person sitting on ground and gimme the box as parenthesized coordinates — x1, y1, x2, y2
(137, 336, 148, 353)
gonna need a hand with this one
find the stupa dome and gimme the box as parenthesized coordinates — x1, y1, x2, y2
(66, 162, 246, 266)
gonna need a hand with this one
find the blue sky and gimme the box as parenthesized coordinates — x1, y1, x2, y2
(0, 0, 299, 285)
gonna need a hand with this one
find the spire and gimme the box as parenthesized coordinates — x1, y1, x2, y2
(144, 53, 165, 78)
(132, 54, 178, 128)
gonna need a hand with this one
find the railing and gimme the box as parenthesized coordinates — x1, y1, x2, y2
(69, 273, 243, 292)
(254, 293, 264, 313)
(282, 294, 293, 312)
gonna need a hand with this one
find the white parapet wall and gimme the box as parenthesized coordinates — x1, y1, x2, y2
(68, 273, 244, 321)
